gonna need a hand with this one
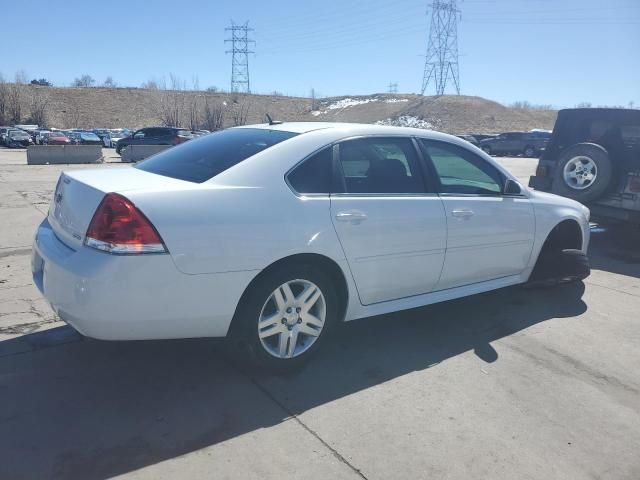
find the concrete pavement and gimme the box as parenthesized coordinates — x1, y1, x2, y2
(0, 148, 638, 479)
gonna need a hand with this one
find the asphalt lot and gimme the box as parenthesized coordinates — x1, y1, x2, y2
(0, 147, 639, 479)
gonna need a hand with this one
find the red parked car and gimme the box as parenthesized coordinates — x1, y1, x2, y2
(45, 132, 72, 145)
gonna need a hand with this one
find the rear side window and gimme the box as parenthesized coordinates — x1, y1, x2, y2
(287, 147, 332, 194)
(336, 137, 426, 194)
(136, 128, 298, 183)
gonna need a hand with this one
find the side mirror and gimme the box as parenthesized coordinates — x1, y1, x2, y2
(504, 179, 522, 195)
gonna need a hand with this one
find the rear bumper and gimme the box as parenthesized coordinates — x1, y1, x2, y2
(32, 219, 256, 340)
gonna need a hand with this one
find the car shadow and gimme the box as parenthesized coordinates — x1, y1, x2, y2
(588, 224, 640, 279)
(0, 282, 586, 479)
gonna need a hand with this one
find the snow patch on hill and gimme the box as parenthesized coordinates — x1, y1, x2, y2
(375, 115, 436, 129)
(311, 96, 410, 115)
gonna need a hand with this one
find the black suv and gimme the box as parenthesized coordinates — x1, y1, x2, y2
(115, 127, 193, 154)
(480, 131, 550, 157)
(529, 108, 640, 224)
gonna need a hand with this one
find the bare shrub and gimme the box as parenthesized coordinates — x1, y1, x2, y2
(15, 70, 28, 84)
(231, 102, 250, 126)
(188, 95, 200, 131)
(157, 74, 185, 127)
(65, 99, 81, 128)
(202, 97, 226, 131)
(0, 74, 8, 124)
(28, 89, 49, 126)
(103, 76, 117, 88)
(72, 74, 95, 87)
(7, 84, 22, 123)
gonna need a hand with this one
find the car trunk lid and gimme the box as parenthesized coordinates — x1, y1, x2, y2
(47, 167, 197, 250)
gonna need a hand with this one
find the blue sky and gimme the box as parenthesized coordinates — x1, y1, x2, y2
(4, 0, 639, 107)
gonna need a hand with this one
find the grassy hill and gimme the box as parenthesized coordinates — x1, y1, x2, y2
(7, 84, 556, 134)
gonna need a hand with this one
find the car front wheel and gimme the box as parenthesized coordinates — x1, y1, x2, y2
(232, 264, 338, 371)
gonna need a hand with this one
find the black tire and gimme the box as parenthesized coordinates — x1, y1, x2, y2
(230, 264, 339, 372)
(526, 248, 590, 288)
(552, 143, 612, 203)
(482, 146, 492, 155)
(523, 145, 536, 157)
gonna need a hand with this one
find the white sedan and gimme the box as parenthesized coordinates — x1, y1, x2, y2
(32, 123, 590, 369)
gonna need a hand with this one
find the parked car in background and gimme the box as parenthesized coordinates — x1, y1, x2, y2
(34, 130, 51, 144)
(456, 134, 479, 147)
(67, 131, 103, 145)
(32, 123, 590, 370)
(45, 132, 72, 145)
(5, 129, 33, 148)
(529, 108, 640, 224)
(0, 127, 13, 146)
(191, 129, 211, 138)
(480, 132, 549, 157)
(103, 129, 130, 148)
(92, 129, 111, 144)
(115, 127, 193, 154)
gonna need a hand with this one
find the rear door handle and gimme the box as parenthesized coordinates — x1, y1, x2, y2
(335, 211, 368, 223)
(451, 209, 474, 218)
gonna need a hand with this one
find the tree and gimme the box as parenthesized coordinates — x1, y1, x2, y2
(30, 78, 52, 86)
(72, 74, 95, 87)
(103, 76, 117, 88)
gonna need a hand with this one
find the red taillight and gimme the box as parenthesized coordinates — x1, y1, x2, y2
(175, 135, 188, 144)
(85, 193, 167, 254)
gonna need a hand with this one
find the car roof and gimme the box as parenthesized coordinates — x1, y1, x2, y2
(235, 121, 457, 140)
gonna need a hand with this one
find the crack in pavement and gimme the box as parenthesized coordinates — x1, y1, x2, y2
(241, 369, 369, 480)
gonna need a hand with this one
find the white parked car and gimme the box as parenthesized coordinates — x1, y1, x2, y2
(104, 129, 130, 148)
(32, 123, 591, 369)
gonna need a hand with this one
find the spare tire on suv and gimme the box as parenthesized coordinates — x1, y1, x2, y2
(552, 143, 612, 203)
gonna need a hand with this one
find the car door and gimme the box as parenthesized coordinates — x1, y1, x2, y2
(418, 139, 535, 290)
(330, 136, 447, 305)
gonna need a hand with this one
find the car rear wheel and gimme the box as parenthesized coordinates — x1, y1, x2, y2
(523, 145, 536, 157)
(231, 264, 338, 371)
(552, 143, 612, 202)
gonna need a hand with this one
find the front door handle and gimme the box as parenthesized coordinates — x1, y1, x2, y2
(335, 211, 368, 223)
(451, 209, 474, 218)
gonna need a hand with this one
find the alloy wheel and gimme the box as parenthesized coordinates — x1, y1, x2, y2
(257, 279, 326, 359)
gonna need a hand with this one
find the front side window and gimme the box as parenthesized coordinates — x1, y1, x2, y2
(287, 147, 332, 194)
(136, 128, 298, 183)
(133, 130, 145, 139)
(420, 140, 503, 195)
(336, 137, 425, 194)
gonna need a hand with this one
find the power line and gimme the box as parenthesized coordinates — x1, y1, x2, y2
(225, 21, 255, 93)
(421, 1, 461, 96)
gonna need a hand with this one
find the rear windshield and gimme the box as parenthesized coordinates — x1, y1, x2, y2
(135, 128, 298, 183)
